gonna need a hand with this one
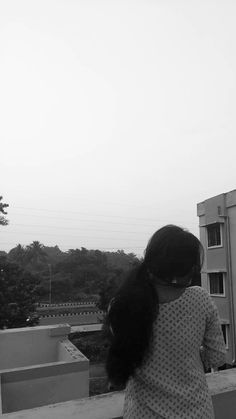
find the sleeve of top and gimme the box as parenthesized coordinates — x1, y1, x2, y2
(201, 293, 226, 370)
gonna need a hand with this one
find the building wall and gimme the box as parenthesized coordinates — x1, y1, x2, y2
(199, 221, 229, 320)
(1, 365, 89, 413)
(0, 326, 89, 413)
(197, 191, 236, 365)
(227, 205, 236, 352)
(57, 339, 88, 363)
(0, 325, 70, 370)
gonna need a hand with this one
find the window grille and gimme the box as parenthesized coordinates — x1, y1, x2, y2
(209, 272, 224, 295)
(207, 223, 222, 247)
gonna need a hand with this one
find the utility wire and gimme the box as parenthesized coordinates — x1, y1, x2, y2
(11, 206, 194, 225)
(4, 230, 147, 242)
(9, 211, 162, 227)
(11, 206, 170, 221)
(10, 223, 152, 235)
(9, 211, 197, 229)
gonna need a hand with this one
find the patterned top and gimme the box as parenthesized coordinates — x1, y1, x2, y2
(123, 286, 226, 419)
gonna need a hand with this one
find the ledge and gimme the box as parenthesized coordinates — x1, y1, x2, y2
(207, 368, 236, 395)
(3, 369, 236, 419)
(2, 391, 124, 419)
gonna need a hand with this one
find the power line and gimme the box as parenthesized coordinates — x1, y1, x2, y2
(3, 230, 147, 242)
(12, 206, 165, 221)
(9, 211, 161, 227)
(11, 206, 195, 225)
(10, 223, 152, 235)
(9, 210, 197, 229)
(28, 192, 166, 211)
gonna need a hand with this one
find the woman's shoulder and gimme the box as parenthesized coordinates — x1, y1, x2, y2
(189, 285, 207, 292)
(188, 285, 209, 295)
(186, 285, 211, 303)
(181, 286, 213, 316)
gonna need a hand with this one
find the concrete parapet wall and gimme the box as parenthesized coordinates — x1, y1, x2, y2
(2, 369, 236, 418)
(0, 325, 71, 370)
(207, 369, 236, 419)
(1, 361, 89, 414)
(0, 325, 89, 414)
(58, 339, 88, 362)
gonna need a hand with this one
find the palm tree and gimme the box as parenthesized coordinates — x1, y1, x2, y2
(25, 241, 48, 272)
(8, 244, 27, 267)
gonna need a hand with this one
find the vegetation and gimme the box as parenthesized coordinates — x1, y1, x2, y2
(70, 331, 109, 363)
(0, 257, 40, 329)
(0, 196, 9, 226)
(70, 330, 126, 395)
(6, 243, 140, 305)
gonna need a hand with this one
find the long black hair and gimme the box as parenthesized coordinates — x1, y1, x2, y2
(106, 225, 203, 387)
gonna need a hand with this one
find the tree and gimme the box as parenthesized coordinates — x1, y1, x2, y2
(25, 241, 48, 272)
(97, 269, 125, 311)
(0, 196, 9, 226)
(97, 252, 141, 311)
(0, 257, 40, 329)
(105, 250, 140, 271)
(8, 244, 27, 267)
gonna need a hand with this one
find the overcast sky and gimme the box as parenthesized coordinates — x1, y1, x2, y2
(1, 0, 236, 256)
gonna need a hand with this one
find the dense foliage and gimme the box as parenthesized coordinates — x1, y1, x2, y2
(0, 257, 40, 329)
(6, 243, 140, 305)
(70, 331, 109, 363)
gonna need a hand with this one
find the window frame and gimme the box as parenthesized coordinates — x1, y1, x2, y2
(208, 272, 226, 297)
(206, 223, 223, 249)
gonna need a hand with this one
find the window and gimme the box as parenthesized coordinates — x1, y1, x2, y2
(208, 272, 225, 295)
(207, 223, 222, 247)
(221, 324, 229, 349)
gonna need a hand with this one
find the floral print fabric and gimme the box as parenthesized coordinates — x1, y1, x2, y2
(123, 286, 226, 419)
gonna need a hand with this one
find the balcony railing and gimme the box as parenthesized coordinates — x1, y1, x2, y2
(2, 368, 236, 419)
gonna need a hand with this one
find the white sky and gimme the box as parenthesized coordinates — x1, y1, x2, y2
(1, 0, 236, 256)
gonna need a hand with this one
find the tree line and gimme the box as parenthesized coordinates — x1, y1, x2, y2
(5, 242, 140, 304)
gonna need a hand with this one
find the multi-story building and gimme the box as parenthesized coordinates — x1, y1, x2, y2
(197, 189, 236, 366)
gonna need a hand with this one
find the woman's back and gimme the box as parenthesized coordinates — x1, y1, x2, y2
(123, 286, 226, 419)
(106, 225, 226, 419)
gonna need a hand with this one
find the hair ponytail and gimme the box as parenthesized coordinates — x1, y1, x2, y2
(106, 263, 159, 387)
